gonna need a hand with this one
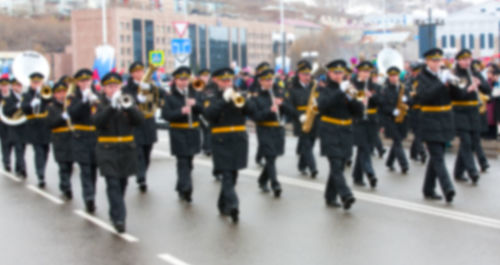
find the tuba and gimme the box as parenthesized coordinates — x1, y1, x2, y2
(138, 65, 160, 118)
(1, 51, 50, 125)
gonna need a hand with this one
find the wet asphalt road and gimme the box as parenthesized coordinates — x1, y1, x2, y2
(0, 131, 499, 265)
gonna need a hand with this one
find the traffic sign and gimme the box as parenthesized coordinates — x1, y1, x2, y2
(171, 39, 191, 55)
(148, 50, 165, 67)
(172, 21, 189, 38)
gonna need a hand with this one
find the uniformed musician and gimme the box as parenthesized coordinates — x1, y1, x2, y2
(162, 67, 203, 203)
(204, 67, 254, 223)
(197, 68, 213, 157)
(380, 67, 410, 174)
(47, 81, 74, 200)
(370, 69, 387, 158)
(20, 72, 51, 188)
(407, 63, 427, 163)
(317, 60, 363, 209)
(0, 76, 12, 172)
(67, 69, 99, 213)
(93, 72, 144, 233)
(286, 60, 319, 178)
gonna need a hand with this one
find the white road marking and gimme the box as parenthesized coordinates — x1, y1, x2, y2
(74, 210, 139, 243)
(0, 169, 22, 182)
(158, 253, 191, 265)
(26, 185, 65, 205)
(153, 149, 500, 230)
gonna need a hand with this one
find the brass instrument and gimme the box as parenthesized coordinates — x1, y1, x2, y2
(232, 91, 246, 108)
(0, 102, 27, 126)
(63, 78, 76, 130)
(119, 93, 134, 109)
(302, 81, 318, 133)
(268, 86, 282, 125)
(40, 85, 53, 100)
(185, 87, 193, 128)
(395, 83, 409, 123)
(191, 79, 205, 92)
(138, 65, 160, 117)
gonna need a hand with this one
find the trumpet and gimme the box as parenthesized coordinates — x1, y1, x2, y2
(441, 69, 468, 89)
(40, 85, 53, 100)
(119, 93, 134, 109)
(191, 79, 205, 92)
(226, 87, 245, 108)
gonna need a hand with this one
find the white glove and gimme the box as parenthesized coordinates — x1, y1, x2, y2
(402, 95, 408, 103)
(30, 98, 41, 108)
(137, 93, 147, 103)
(340, 81, 350, 92)
(393, 109, 400, 117)
(88, 93, 99, 104)
(61, 112, 70, 121)
(440, 70, 452, 84)
(140, 82, 151, 91)
(16, 102, 21, 109)
(82, 88, 92, 103)
(299, 114, 307, 123)
(111, 91, 122, 109)
(492, 88, 500, 97)
(223, 88, 234, 103)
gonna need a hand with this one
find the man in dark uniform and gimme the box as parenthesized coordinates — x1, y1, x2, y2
(251, 69, 288, 197)
(0, 76, 12, 171)
(318, 60, 363, 209)
(351, 61, 380, 188)
(380, 67, 410, 174)
(2, 78, 27, 177)
(162, 67, 203, 202)
(93, 72, 144, 233)
(470, 59, 490, 173)
(407, 63, 427, 163)
(67, 69, 99, 213)
(370, 69, 387, 158)
(20, 72, 51, 188)
(197, 68, 213, 156)
(416, 48, 460, 203)
(47, 81, 74, 200)
(122, 62, 158, 192)
(451, 49, 490, 184)
(204, 67, 255, 223)
(286, 60, 319, 178)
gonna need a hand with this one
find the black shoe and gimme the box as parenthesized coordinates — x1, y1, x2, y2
(445, 190, 455, 203)
(139, 184, 148, 193)
(424, 193, 443, 200)
(346, 160, 352, 167)
(455, 175, 468, 182)
(379, 149, 386, 158)
(368, 177, 377, 189)
(481, 164, 490, 173)
(18, 170, 27, 179)
(63, 190, 73, 200)
(310, 170, 318, 179)
(178, 191, 192, 203)
(4, 165, 11, 172)
(85, 200, 96, 213)
(38, 181, 46, 189)
(470, 174, 480, 185)
(273, 188, 282, 198)
(259, 183, 270, 193)
(230, 208, 239, 223)
(354, 180, 366, 187)
(326, 200, 341, 208)
(402, 167, 409, 174)
(113, 222, 126, 233)
(342, 196, 356, 210)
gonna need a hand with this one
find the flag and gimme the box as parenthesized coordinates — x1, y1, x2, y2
(93, 45, 116, 81)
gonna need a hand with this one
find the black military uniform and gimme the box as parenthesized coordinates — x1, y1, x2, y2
(250, 69, 288, 197)
(20, 72, 51, 187)
(407, 64, 427, 163)
(47, 82, 74, 199)
(451, 50, 491, 184)
(67, 69, 99, 212)
(204, 67, 255, 223)
(162, 67, 203, 202)
(197, 68, 212, 156)
(93, 72, 144, 233)
(351, 61, 381, 187)
(416, 48, 460, 203)
(121, 62, 158, 192)
(370, 69, 387, 158)
(285, 60, 319, 178)
(0, 76, 12, 172)
(2, 78, 26, 177)
(318, 60, 363, 209)
(380, 67, 410, 173)
(472, 60, 491, 172)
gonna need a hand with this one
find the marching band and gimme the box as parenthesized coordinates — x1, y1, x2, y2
(0, 47, 496, 233)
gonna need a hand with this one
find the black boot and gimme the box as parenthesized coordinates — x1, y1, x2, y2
(85, 200, 96, 213)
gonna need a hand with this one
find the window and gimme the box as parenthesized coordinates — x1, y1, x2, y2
(120, 35, 124, 43)
(208, 26, 229, 70)
(189, 24, 197, 69)
(145, 20, 155, 62)
(489, 33, 494, 49)
(469, 34, 475, 49)
(133, 19, 143, 63)
(480, 33, 485, 49)
(460, 34, 466, 48)
(240, 28, 247, 67)
(450, 35, 455, 48)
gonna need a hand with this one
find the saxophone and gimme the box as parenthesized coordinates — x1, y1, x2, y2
(302, 81, 318, 133)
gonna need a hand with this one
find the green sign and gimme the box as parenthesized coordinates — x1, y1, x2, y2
(149, 50, 165, 67)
